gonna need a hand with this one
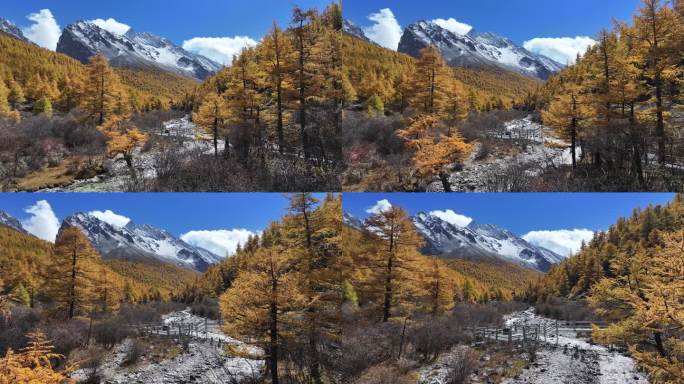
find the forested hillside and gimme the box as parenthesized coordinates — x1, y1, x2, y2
(0, 33, 195, 113)
(528, 194, 683, 382)
(342, 30, 545, 192)
(0, 3, 344, 192)
(0, 224, 196, 308)
(537, 0, 684, 190)
(342, 34, 540, 113)
(343, 0, 683, 192)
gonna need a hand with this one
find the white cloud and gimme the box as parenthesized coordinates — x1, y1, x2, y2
(21, 200, 60, 242)
(363, 8, 402, 50)
(182, 36, 258, 65)
(180, 229, 256, 257)
(429, 209, 473, 227)
(89, 18, 131, 35)
(431, 18, 472, 35)
(22, 9, 61, 51)
(88, 210, 131, 227)
(366, 199, 393, 215)
(523, 36, 597, 65)
(522, 229, 595, 257)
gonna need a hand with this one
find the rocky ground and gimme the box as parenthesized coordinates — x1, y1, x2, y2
(428, 116, 579, 192)
(42, 116, 223, 192)
(70, 309, 263, 384)
(502, 309, 647, 384)
(419, 309, 647, 384)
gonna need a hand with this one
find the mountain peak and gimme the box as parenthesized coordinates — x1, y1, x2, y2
(399, 20, 563, 80)
(343, 19, 372, 43)
(62, 213, 221, 272)
(0, 210, 28, 234)
(411, 213, 564, 271)
(57, 21, 222, 80)
(0, 17, 31, 44)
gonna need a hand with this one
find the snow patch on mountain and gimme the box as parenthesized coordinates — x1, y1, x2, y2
(343, 19, 372, 43)
(57, 21, 223, 80)
(344, 208, 565, 272)
(412, 212, 564, 271)
(0, 17, 31, 43)
(398, 20, 564, 80)
(0, 211, 28, 234)
(343, 212, 364, 230)
(62, 213, 222, 271)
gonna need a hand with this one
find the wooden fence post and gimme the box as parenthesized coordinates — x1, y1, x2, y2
(555, 320, 559, 347)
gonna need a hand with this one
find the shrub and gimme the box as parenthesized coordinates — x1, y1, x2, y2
(445, 348, 479, 384)
(93, 318, 131, 349)
(122, 338, 146, 366)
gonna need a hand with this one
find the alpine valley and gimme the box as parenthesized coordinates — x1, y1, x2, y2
(1, 209, 220, 272)
(345, 210, 564, 272)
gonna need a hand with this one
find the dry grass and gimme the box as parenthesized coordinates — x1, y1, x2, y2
(15, 156, 106, 191)
(16, 159, 76, 191)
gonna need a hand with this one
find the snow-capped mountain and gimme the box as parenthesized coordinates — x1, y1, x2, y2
(57, 21, 223, 80)
(411, 213, 564, 271)
(343, 211, 364, 230)
(62, 213, 221, 272)
(344, 210, 564, 272)
(0, 211, 28, 234)
(343, 19, 372, 43)
(398, 21, 564, 80)
(0, 17, 31, 44)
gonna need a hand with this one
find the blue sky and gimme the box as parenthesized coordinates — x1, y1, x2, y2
(2, 0, 330, 43)
(0, 193, 325, 235)
(345, 0, 643, 63)
(345, 193, 675, 235)
(345, 0, 641, 44)
(1, 0, 333, 63)
(345, 193, 675, 256)
(0, 193, 329, 255)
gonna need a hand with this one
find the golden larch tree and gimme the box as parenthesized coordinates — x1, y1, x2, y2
(589, 230, 684, 382)
(193, 92, 229, 158)
(45, 227, 100, 319)
(364, 205, 424, 322)
(0, 329, 69, 384)
(220, 241, 305, 384)
(398, 114, 472, 191)
(82, 55, 126, 125)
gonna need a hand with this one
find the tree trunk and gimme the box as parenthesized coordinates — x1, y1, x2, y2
(654, 331, 667, 357)
(383, 243, 394, 322)
(125, 154, 139, 188)
(269, 281, 279, 384)
(298, 27, 309, 159)
(69, 250, 77, 319)
(629, 103, 645, 187)
(213, 115, 219, 158)
(309, 334, 322, 384)
(655, 73, 665, 165)
(571, 121, 577, 170)
(277, 80, 284, 155)
(440, 173, 452, 192)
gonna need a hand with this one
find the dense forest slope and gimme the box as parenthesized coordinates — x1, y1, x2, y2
(528, 194, 683, 382)
(0, 33, 196, 111)
(0, 224, 196, 304)
(343, 33, 540, 111)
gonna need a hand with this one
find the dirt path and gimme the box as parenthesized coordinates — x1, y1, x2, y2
(70, 309, 263, 384)
(107, 342, 262, 384)
(502, 309, 647, 384)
